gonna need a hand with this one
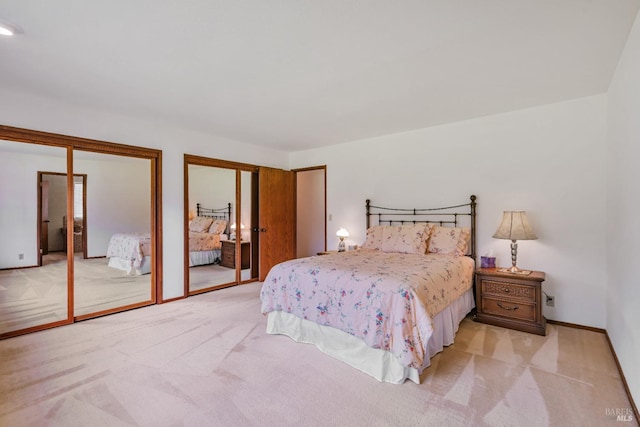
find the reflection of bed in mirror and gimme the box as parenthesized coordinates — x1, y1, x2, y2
(106, 232, 152, 275)
(188, 203, 231, 267)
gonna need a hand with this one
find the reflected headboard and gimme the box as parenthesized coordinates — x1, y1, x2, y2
(196, 202, 232, 235)
(365, 195, 477, 262)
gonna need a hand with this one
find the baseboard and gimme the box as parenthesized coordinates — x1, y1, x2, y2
(546, 318, 638, 422)
(604, 331, 639, 423)
(546, 318, 605, 334)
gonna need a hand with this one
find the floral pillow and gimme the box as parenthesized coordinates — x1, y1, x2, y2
(208, 219, 227, 235)
(381, 224, 430, 255)
(362, 226, 384, 250)
(427, 226, 470, 256)
(189, 216, 214, 233)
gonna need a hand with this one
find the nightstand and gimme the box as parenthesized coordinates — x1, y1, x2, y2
(474, 268, 546, 336)
(220, 240, 250, 269)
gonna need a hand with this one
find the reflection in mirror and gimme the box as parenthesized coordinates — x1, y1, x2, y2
(73, 150, 152, 317)
(0, 140, 69, 335)
(188, 165, 236, 293)
(240, 170, 254, 281)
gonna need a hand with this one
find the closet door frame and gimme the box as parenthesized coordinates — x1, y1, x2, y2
(183, 154, 259, 297)
(0, 125, 163, 339)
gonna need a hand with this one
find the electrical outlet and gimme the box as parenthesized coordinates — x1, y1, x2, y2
(546, 295, 555, 307)
(18, 253, 24, 260)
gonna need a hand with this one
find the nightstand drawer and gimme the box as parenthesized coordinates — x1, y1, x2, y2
(221, 251, 235, 268)
(481, 297, 536, 322)
(481, 280, 536, 302)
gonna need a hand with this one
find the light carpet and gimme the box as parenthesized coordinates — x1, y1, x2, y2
(0, 253, 151, 334)
(0, 282, 636, 426)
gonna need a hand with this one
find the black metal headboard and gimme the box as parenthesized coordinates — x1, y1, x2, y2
(196, 202, 232, 235)
(365, 195, 477, 261)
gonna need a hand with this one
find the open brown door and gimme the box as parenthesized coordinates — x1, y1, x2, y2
(258, 167, 295, 281)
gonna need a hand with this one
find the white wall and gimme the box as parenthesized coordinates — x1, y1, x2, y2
(0, 143, 66, 268)
(188, 166, 235, 220)
(74, 155, 151, 257)
(291, 94, 608, 328)
(606, 9, 640, 408)
(0, 88, 289, 300)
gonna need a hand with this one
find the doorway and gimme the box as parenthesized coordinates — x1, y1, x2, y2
(295, 166, 326, 257)
(38, 172, 87, 266)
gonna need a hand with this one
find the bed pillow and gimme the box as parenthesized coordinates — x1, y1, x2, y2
(362, 225, 384, 250)
(189, 216, 214, 233)
(208, 219, 227, 235)
(381, 224, 430, 255)
(427, 226, 470, 256)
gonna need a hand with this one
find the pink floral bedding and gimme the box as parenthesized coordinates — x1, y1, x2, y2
(188, 231, 222, 252)
(260, 249, 474, 369)
(106, 232, 151, 270)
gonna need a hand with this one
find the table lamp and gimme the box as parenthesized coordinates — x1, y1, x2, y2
(492, 211, 537, 275)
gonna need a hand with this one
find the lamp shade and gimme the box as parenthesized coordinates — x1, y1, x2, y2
(493, 211, 537, 241)
(336, 228, 349, 238)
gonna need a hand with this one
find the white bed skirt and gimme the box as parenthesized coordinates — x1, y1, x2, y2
(108, 256, 152, 275)
(189, 249, 221, 267)
(266, 288, 475, 384)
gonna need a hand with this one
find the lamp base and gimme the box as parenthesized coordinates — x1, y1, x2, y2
(497, 266, 532, 275)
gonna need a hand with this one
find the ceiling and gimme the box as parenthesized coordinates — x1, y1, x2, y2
(1, 1, 638, 152)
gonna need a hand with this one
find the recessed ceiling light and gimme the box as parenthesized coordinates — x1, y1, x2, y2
(0, 18, 23, 36)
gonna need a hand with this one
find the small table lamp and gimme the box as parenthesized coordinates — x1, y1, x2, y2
(336, 228, 349, 252)
(492, 211, 537, 275)
(230, 222, 245, 241)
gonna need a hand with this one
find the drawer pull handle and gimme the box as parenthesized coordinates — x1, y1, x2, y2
(497, 302, 519, 311)
(502, 288, 510, 293)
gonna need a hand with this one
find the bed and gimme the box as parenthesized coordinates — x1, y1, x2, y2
(260, 195, 477, 384)
(188, 203, 231, 267)
(106, 232, 152, 275)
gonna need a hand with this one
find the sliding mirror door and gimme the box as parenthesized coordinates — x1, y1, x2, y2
(73, 150, 154, 318)
(0, 140, 70, 336)
(241, 169, 258, 282)
(187, 165, 236, 293)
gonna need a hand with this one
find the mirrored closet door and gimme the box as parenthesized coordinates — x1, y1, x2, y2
(72, 150, 154, 318)
(0, 126, 161, 339)
(185, 156, 258, 295)
(0, 140, 70, 336)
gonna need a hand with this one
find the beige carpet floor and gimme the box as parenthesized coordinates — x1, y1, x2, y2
(0, 253, 151, 334)
(0, 282, 636, 427)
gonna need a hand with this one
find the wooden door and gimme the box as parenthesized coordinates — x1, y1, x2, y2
(258, 167, 295, 281)
(40, 180, 50, 261)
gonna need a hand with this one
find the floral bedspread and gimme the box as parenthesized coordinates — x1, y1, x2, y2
(260, 249, 474, 369)
(106, 232, 151, 269)
(189, 231, 222, 252)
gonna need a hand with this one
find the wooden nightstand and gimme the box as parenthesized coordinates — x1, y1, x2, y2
(317, 250, 338, 255)
(221, 240, 250, 269)
(474, 268, 546, 336)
